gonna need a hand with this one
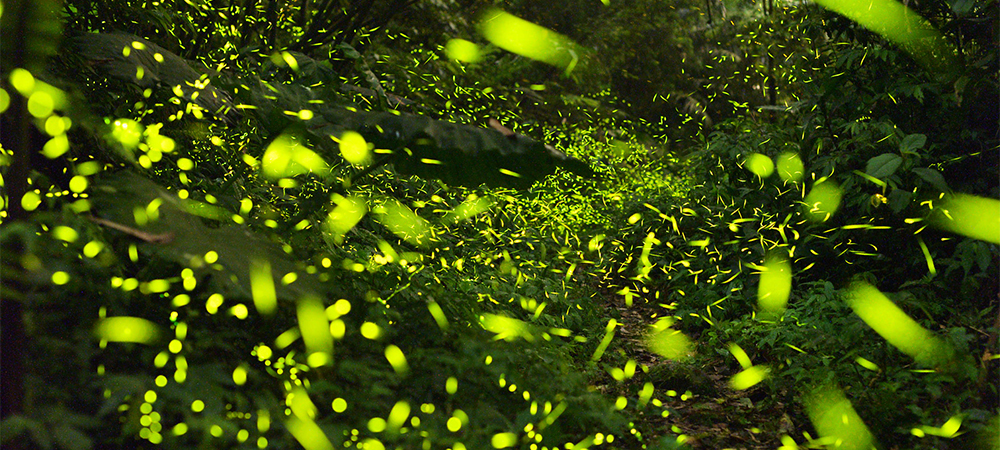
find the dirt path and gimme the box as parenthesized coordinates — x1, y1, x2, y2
(598, 296, 806, 449)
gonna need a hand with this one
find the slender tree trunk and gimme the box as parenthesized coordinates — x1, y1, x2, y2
(766, 0, 777, 106)
(0, 93, 29, 426)
(0, 20, 31, 439)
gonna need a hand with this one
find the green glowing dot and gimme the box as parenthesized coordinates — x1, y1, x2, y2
(491, 432, 517, 448)
(27, 91, 54, 118)
(803, 181, 843, 222)
(52, 226, 79, 242)
(9, 68, 35, 94)
(730, 365, 770, 390)
(758, 255, 792, 314)
(306, 352, 331, 367)
(745, 153, 774, 178)
(149, 135, 175, 152)
(122, 277, 139, 291)
(338, 131, 371, 166)
(41, 134, 69, 158)
(146, 279, 170, 293)
(76, 161, 102, 176)
(329, 319, 346, 339)
(231, 304, 249, 319)
(206, 293, 224, 314)
(172, 294, 191, 307)
(51, 271, 71, 285)
(110, 119, 144, 149)
(233, 365, 248, 385)
(191, 400, 204, 413)
(83, 241, 104, 258)
(0, 88, 9, 113)
(367, 417, 387, 433)
(334, 299, 352, 316)
(44, 115, 67, 136)
(385, 345, 409, 374)
(776, 152, 804, 182)
(360, 322, 381, 339)
(332, 398, 347, 413)
(95, 316, 160, 344)
(445, 39, 482, 63)
(21, 191, 41, 211)
(69, 175, 88, 193)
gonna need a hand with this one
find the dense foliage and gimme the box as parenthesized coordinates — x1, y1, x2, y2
(1, 1, 997, 450)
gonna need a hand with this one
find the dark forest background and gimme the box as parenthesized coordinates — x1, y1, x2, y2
(1, 0, 998, 449)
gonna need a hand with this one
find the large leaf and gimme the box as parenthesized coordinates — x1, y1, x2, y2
(64, 34, 594, 190)
(250, 79, 595, 189)
(865, 153, 902, 179)
(899, 133, 927, 155)
(911, 167, 949, 192)
(64, 33, 236, 119)
(89, 171, 335, 302)
(310, 107, 594, 189)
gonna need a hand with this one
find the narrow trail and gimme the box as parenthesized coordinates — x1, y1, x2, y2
(597, 292, 805, 449)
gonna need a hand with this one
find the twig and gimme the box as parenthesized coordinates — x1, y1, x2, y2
(87, 216, 174, 244)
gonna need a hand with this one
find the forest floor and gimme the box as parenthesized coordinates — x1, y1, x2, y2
(596, 293, 806, 450)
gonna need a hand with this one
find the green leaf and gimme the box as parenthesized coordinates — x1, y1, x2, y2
(865, 153, 903, 179)
(950, 0, 975, 16)
(53, 423, 93, 450)
(0, 415, 30, 444)
(911, 167, 949, 192)
(336, 42, 361, 59)
(899, 133, 927, 154)
(90, 171, 335, 301)
(887, 189, 913, 213)
(66, 33, 235, 118)
(374, 199, 434, 248)
(312, 108, 593, 189)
